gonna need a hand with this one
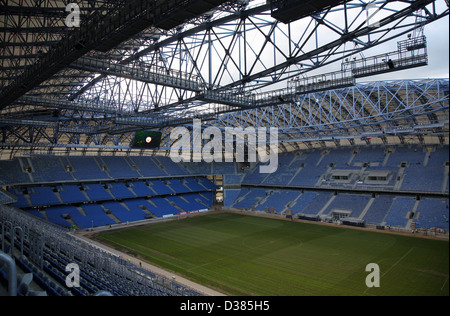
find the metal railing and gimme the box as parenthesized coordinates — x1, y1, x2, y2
(341, 37, 428, 79)
(72, 57, 202, 92)
(0, 204, 204, 296)
(0, 252, 17, 296)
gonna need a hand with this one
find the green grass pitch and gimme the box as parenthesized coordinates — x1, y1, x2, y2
(95, 212, 449, 296)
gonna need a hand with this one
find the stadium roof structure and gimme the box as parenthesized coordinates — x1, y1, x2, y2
(0, 0, 449, 158)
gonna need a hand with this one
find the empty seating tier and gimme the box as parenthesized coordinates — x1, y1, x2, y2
(5, 176, 216, 229)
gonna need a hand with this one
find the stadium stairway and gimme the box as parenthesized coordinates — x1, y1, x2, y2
(357, 197, 376, 220)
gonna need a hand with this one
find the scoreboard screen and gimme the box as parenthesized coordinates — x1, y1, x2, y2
(131, 131, 162, 149)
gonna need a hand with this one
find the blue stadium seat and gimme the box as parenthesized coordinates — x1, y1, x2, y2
(223, 174, 244, 186)
(183, 193, 211, 210)
(128, 157, 165, 177)
(384, 197, 416, 227)
(101, 157, 141, 179)
(291, 192, 319, 215)
(107, 183, 136, 199)
(81, 204, 117, 228)
(152, 156, 189, 176)
(29, 187, 60, 207)
(183, 178, 206, 192)
(103, 201, 146, 223)
(166, 179, 191, 194)
(288, 151, 329, 187)
(83, 183, 114, 201)
(59, 185, 89, 204)
(68, 157, 109, 181)
(197, 178, 217, 190)
(0, 159, 31, 185)
(224, 189, 241, 207)
(300, 192, 333, 215)
(233, 188, 267, 209)
(44, 206, 74, 227)
(363, 195, 394, 225)
(30, 156, 74, 183)
(352, 147, 387, 165)
(123, 199, 153, 216)
(148, 180, 174, 195)
(148, 197, 179, 217)
(166, 195, 199, 212)
(415, 198, 449, 230)
(8, 188, 30, 208)
(129, 181, 156, 197)
(255, 190, 300, 213)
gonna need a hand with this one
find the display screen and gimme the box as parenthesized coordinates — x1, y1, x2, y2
(131, 131, 162, 149)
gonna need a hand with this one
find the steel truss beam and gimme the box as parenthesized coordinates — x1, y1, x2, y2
(70, 56, 202, 92)
(211, 78, 449, 142)
(0, 0, 120, 88)
(15, 95, 119, 115)
(0, 0, 448, 152)
(1, 79, 447, 150)
(67, 0, 448, 116)
(0, 0, 234, 109)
